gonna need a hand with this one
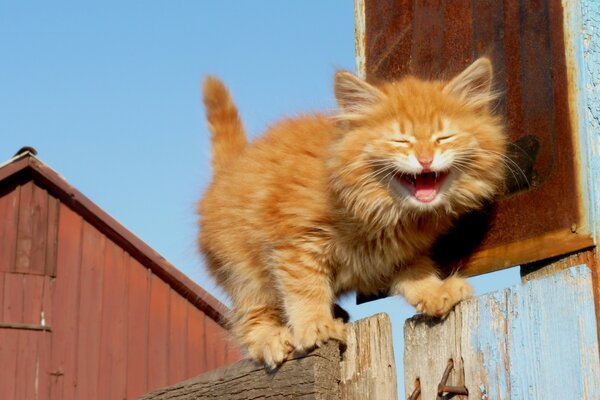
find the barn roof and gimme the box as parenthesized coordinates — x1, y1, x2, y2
(0, 149, 229, 325)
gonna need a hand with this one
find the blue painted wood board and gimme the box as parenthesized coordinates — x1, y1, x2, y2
(405, 266, 600, 399)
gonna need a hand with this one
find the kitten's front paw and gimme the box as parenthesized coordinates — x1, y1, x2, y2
(292, 317, 346, 352)
(417, 277, 473, 318)
(246, 326, 294, 370)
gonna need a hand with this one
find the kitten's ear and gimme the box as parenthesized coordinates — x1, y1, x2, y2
(443, 57, 495, 109)
(334, 71, 385, 118)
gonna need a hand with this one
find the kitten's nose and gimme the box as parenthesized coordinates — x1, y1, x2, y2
(418, 157, 433, 171)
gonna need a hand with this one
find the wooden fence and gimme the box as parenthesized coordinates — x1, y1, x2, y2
(140, 313, 396, 400)
(404, 265, 600, 399)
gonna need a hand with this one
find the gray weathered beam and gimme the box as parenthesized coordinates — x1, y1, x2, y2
(140, 313, 396, 400)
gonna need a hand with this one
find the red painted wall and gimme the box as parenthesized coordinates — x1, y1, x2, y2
(0, 178, 241, 400)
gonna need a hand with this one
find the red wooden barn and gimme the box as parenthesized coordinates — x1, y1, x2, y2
(0, 150, 242, 400)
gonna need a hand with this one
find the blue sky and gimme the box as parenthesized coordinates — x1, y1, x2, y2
(1, 2, 519, 397)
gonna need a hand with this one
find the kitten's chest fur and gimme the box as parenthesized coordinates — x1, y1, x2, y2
(328, 217, 447, 296)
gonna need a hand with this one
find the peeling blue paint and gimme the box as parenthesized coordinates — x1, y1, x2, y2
(568, 0, 600, 239)
(467, 266, 600, 398)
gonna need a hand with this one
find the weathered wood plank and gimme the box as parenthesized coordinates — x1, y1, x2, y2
(404, 265, 600, 399)
(167, 289, 188, 384)
(126, 259, 151, 399)
(97, 241, 128, 400)
(29, 184, 49, 275)
(141, 313, 395, 400)
(49, 204, 83, 400)
(147, 274, 171, 391)
(404, 310, 466, 400)
(0, 330, 19, 398)
(45, 194, 59, 276)
(0, 184, 19, 273)
(185, 304, 207, 377)
(204, 317, 226, 372)
(15, 181, 34, 273)
(74, 222, 106, 399)
(140, 342, 341, 400)
(339, 313, 396, 400)
(562, 0, 600, 345)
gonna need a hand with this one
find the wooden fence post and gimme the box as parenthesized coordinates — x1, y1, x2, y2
(404, 265, 600, 399)
(139, 313, 396, 399)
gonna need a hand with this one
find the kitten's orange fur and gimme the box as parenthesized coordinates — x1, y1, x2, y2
(198, 58, 507, 368)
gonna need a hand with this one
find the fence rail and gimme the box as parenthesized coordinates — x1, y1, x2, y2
(140, 313, 396, 400)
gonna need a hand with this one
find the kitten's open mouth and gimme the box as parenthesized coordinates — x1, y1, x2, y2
(394, 171, 450, 203)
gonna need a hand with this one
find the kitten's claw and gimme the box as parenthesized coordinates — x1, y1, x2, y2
(417, 277, 473, 318)
(246, 326, 294, 369)
(292, 317, 346, 352)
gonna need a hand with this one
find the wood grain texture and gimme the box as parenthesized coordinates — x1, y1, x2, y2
(141, 314, 395, 400)
(126, 259, 151, 400)
(3, 273, 24, 323)
(0, 330, 19, 398)
(167, 290, 188, 384)
(147, 274, 170, 392)
(0, 184, 19, 272)
(45, 194, 59, 276)
(404, 265, 600, 399)
(73, 222, 106, 400)
(49, 204, 83, 400)
(185, 304, 207, 377)
(140, 341, 341, 400)
(97, 240, 128, 400)
(15, 181, 34, 273)
(0, 154, 230, 322)
(0, 156, 243, 399)
(339, 313, 396, 400)
(28, 184, 50, 275)
(204, 317, 226, 372)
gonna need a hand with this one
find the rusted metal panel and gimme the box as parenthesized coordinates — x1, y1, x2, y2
(359, 0, 589, 274)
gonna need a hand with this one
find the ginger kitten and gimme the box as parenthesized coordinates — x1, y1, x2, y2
(198, 58, 507, 368)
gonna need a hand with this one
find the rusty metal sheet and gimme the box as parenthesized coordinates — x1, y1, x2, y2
(359, 0, 591, 274)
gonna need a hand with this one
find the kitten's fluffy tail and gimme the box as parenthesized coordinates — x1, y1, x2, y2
(202, 76, 247, 172)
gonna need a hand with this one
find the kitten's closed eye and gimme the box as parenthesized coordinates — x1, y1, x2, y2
(393, 138, 411, 146)
(435, 135, 454, 144)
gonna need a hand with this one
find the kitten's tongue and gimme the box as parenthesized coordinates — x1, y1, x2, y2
(414, 173, 437, 203)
